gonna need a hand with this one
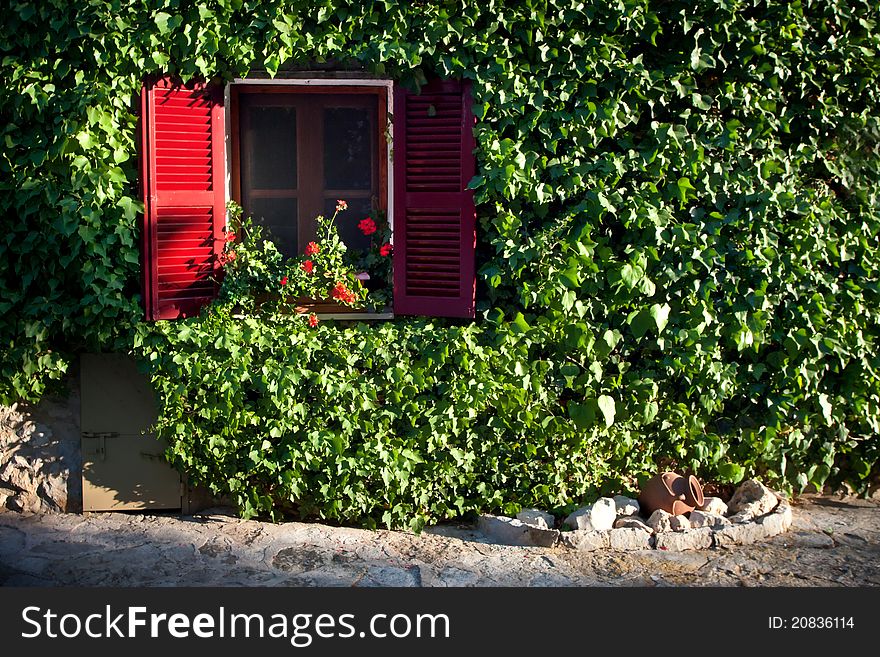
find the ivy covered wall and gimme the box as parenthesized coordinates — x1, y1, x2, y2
(2, 0, 879, 527)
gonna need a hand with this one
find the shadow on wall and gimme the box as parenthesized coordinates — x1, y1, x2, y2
(0, 369, 83, 513)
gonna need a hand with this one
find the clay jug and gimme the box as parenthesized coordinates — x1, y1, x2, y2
(638, 472, 704, 516)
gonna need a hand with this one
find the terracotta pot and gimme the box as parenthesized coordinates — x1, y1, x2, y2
(638, 472, 704, 516)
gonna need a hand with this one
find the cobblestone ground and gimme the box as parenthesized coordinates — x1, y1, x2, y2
(0, 494, 878, 587)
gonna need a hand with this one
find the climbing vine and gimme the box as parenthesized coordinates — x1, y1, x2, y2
(2, 0, 879, 527)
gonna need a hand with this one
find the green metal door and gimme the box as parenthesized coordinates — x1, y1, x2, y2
(80, 353, 182, 511)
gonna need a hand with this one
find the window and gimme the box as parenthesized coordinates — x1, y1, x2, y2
(231, 84, 388, 258)
(139, 75, 476, 322)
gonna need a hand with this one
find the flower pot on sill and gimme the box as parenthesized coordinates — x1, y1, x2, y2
(292, 296, 368, 315)
(249, 292, 368, 315)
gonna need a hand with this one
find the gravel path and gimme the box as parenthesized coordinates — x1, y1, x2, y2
(1, 494, 878, 587)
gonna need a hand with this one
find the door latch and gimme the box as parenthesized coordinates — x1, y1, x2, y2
(82, 432, 120, 461)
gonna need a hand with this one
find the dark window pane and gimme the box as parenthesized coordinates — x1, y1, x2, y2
(247, 198, 298, 257)
(324, 197, 373, 252)
(245, 106, 297, 190)
(323, 107, 373, 190)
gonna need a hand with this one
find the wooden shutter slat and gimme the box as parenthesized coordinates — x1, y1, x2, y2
(393, 78, 476, 318)
(141, 77, 225, 321)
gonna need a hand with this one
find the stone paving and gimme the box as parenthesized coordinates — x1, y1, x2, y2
(1, 493, 878, 587)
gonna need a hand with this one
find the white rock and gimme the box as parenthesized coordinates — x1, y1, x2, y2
(647, 509, 673, 533)
(689, 510, 730, 529)
(516, 508, 555, 530)
(613, 516, 653, 533)
(759, 498, 793, 536)
(698, 496, 728, 516)
(613, 495, 640, 517)
(590, 497, 617, 530)
(560, 530, 610, 552)
(477, 515, 559, 547)
(564, 498, 617, 531)
(670, 515, 690, 532)
(727, 479, 778, 518)
(655, 528, 714, 551)
(609, 527, 653, 551)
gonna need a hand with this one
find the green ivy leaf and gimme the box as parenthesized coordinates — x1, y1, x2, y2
(650, 303, 670, 333)
(718, 463, 746, 483)
(597, 395, 615, 428)
(154, 12, 172, 34)
(510, 312, 530, 334)
(569, 401, 596, 429)
(620, 263, 642, 289)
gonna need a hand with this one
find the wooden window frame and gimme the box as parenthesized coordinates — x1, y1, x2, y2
(226, 79, 393, 318)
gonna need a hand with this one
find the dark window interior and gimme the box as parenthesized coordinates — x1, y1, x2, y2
(236, 90, 383, 258)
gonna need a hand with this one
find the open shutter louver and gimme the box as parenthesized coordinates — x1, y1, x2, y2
(141, 77, 225, 321)
(393, 78, 476, 318)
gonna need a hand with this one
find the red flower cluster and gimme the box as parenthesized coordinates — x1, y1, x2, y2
(305, 241, 321, 255)
(301, 260, 314, 274)
(217, 251, 237, 265)
(335, 199, 348, 213)
(224, 230, 236, 243)
(331, 282, 358, 304)
(379, 243, 392, 257)
(308, 313, 319, 328)
(280, 275, 288, 286)
(358, 217, 377, 236)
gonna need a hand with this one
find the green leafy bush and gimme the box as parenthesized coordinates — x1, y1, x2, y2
(3, 0, 880, 527)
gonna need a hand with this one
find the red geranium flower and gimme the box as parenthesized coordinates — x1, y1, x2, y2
(331, 282, 357, 304)
(379, 243, 392, 257)
(225, 231, 236, 243)
(308, 313, 319, 327)
(358, 217, 377, 236)
(301, 260, 314, 274)
(305, 241, 320, 255)
(280, 275, 288, 286)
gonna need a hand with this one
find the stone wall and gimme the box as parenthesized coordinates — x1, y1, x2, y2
(0, 376, 81, 513)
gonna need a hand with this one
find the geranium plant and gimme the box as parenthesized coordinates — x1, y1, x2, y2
(345, 210, 394, 311)
(216, 200, 370, 324)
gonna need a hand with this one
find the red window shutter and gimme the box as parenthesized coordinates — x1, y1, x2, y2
(393, 78, 476, 318)
(140, 77, 226, 321)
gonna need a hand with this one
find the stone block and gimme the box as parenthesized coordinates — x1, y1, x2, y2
(559, 529, 610, 552)
(727, 479, 777, 517)
(670, 515, 690, 532)
(613, 516, 653, 533)
(609, 527, 653, 551)
(647, 509, 673, 533)
(713, 521, 770, 547)
(516, 508, 555, 530)
(689, 510, 730, 529)
(698, 496, 728, 516)
(655, 528, 714, 552)
(759, 499, 793, 536)
(477, 515, 560, 547)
